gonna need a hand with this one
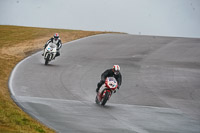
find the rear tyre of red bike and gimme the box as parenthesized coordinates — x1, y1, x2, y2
(95, 95, 99, 104)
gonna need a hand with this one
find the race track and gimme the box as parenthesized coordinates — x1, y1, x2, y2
(9, 34, 200, 133)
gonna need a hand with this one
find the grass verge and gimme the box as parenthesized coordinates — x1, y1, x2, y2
(0, 25, 110, 133)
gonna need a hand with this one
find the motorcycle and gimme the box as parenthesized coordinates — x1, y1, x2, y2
(43, 42, 57, 65)
(95, 77, 118, 106)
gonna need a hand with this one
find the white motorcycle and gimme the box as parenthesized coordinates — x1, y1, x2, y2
(43, 42, 57, 65)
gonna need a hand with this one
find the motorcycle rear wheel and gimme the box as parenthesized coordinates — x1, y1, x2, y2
(95, 95, 100, 104)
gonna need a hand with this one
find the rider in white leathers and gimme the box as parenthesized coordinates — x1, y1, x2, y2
(42, 33, 62, 57)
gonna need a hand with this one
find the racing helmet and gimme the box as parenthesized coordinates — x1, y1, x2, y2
(112, 65, 120, 75)
(54, 33, 59, 41)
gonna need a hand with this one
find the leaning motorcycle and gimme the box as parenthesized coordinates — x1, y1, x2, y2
(95, 77, 118, 106)
(43, 43, 57, 65)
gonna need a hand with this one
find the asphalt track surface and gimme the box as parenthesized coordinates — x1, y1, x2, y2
(9, 34, 200, 133)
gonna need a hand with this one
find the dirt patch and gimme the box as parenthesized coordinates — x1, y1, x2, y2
(1, 37, 48, 57)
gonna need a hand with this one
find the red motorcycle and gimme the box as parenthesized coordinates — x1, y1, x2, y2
(95, 77, 118, 106)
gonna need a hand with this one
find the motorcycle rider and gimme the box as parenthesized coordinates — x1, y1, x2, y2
(96, 65, 122, 93)
(42, 33, 62, 57)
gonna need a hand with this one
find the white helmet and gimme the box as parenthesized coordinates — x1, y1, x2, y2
(112, 65, 120, 75)
(54, 33, 59, 41)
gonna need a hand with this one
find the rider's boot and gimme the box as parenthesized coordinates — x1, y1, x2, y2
(96, 80, 104, 93)
(96, 87, 100, 93)
(56, 52, 60, 57)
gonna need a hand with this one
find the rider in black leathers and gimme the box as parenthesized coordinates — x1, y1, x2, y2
(96, 65, 122, 93)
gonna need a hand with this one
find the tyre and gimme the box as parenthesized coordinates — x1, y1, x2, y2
(45, 54, 50, 65)
(101, 91, 110, 106)
(95, 95, 99, 104)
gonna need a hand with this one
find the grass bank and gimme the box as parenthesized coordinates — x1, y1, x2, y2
(0, 25, 109, 133)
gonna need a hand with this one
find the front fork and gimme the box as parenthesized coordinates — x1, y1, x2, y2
(98, 89, 112, 101)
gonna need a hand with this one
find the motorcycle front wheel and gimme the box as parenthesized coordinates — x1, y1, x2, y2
(45, 54, 50, 65)
(100, 91, 110, 106)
